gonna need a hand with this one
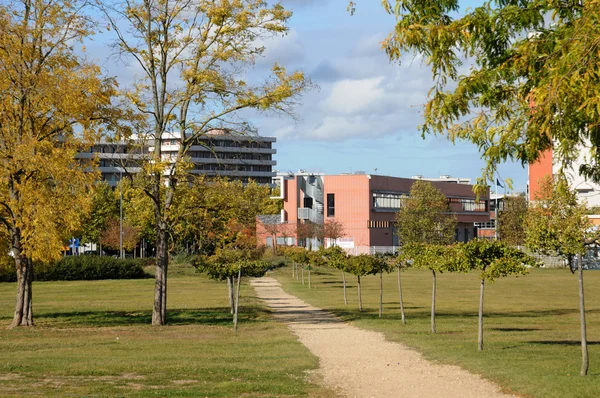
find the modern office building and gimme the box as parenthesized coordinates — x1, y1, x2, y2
(77, 130, 277, 186)
(257, 172, 490, 254)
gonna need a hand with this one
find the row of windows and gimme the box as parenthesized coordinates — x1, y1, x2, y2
(192, 139, 272, 149)
(475, 220, 496, 229)
(194, 164, 272, 172)
(447, 197, 488, 212)
(187, 151, 271, 161)
(372, 191, 487, 213)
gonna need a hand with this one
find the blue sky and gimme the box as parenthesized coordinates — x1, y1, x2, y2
(90, 0, 526, 192)
(250, 0, 527, 192)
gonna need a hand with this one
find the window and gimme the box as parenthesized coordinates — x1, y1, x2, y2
(327, 193, 335, 217)
(372, 191, 408, 211)
(303, 197, 313, 209)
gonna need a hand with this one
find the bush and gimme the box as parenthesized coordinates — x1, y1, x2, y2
(0, 256, 150, 282)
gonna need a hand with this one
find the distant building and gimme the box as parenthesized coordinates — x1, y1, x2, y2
(257, 173, 490, 254)
(77, 130, 277, 186)
(528, 143, 600, 206)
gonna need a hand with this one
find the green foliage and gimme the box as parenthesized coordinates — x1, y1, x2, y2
(321, 246, 349, 272)
(460, 239, 538, 281)
(0, 256, 149, 283)
(194, 248, 269, 281)
(498, 194, 528, 246)
(379, 0, 600, 187)
(281, 246, 310, 265)
(402, 243, 467, 274)
(80, 182, 119, 244)
(525, 176, 591, 262)
(396, 180, 456, 246)
(346, 254, 382, 277)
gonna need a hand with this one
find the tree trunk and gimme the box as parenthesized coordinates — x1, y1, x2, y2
(301, 266, 304, 285)
(431, 270, 436, 334)
(233, 269, 241, 334)
(152, 225, 168, 325)
(478, 278, 485, 351)
(308, 268, 311, 289)
(357, 275, 362, 312)
(379, 271, 383, 318)
(227, 276, 234, 314)
(9, 229, 34, 328)
(342, 270, 348, 305)
(292, 261, 295, 278)
(398, 268, 405, 324)
(578, 253, 589, 376)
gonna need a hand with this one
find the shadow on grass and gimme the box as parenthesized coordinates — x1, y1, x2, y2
(491, 327, 542, 332)
(528, 340, 600, 346)
(31, 306, 270, 327)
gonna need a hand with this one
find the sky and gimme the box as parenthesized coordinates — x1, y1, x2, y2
(90, 0, 527, 193)
(244, 0, 527, 192)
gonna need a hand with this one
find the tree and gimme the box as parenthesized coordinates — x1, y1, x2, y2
(376, 1, 600, 189)
(403, 243, 465, 333)
(296, 221, 319, 249)
(525, 175, 595, 375)
(99, 0, 309, 325)
(460, 239, 538, 351)
(323, 219, 345, 247)
(498, 195, 528, 246)
(382, 252, 408, 324)
(373, 254, 393, 318)
(284, 246, 310, 285)
(346, 254, 378, 312)
(101, 218, 141, 253)
(0, 0, 120, 328)
(194, 247, 268, 332)
(396, 180, 456, 333)
(322, 246, 350, 304)
(80, 182, 119, 250)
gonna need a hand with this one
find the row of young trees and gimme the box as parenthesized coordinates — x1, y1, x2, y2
(0, 0, 308, 328)
(282, 177, 597, 375)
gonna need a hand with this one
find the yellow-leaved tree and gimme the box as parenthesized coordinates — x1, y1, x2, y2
(0, 0, 121, 328)
(99, 0, 310, 325)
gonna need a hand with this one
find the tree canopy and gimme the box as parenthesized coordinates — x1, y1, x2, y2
(378, 0, 600, 187)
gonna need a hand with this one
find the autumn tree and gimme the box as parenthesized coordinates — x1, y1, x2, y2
(99, 0, 309, 325)
(323, 219, 345, 247)
(525, 175, 596, 375)
(460, 239, 538, 351)
(498, 195, 528, 246)
(296, 221, 319, 249)
(0, 0, 121, 327)
(396, 180, 456, 332)
(101, 218, 141, 253)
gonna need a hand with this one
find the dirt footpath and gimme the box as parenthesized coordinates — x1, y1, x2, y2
(251, 277, 515, 398)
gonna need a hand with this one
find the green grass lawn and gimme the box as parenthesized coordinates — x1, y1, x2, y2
(0, 265, 336, 397)
(274, 266, 600, 398)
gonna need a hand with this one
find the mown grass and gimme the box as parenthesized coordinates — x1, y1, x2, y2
(0, 264, 336, 397)
(274, 266, 600, 398)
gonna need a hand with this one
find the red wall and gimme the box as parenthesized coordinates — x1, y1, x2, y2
(528, 149, 553, 200)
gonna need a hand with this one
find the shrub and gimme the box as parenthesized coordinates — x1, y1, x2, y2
(0, 256, 149, 282)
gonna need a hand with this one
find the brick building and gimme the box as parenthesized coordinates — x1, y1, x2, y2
(257, 173, 490, 254)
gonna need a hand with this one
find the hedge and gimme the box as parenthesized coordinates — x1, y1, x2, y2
(0, 256, 150, 283)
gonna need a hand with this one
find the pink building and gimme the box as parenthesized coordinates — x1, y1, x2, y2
(257, 173, 490, 254)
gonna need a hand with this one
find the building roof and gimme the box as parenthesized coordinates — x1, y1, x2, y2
(257, 214, 282, 225)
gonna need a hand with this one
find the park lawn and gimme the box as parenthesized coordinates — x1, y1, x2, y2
(274, 266, 600, 398)
(0, 268, 336, 397)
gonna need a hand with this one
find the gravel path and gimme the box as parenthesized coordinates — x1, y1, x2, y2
(251, 277, 515, 398)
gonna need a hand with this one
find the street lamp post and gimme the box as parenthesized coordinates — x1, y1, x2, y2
(120, 170, 123, 259)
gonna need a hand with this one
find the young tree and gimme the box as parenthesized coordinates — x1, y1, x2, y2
(307, 249, 327, 289)
(322, 246, 350, 304)
(498, 195, 528, 246)
(526, 175, 596, 375)
(382, 252, 408, 324)
(101, 218, 141, 253)
(99, 0, 309, 325)
(194, 247, 268, 332)
(284, 247, 310, 285)
(346, 254, 377, 312)
(0, 0, 121, 327)
(373, 254, 393, 318)
(296, 221, 319, 249)
(396, 180, 457, 332)
(80, 182, 119, 251)
(460, 239, 538, 351)
(403, 243, 465, 333)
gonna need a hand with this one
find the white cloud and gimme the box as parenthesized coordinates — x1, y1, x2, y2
(323, 77, 385, 114)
